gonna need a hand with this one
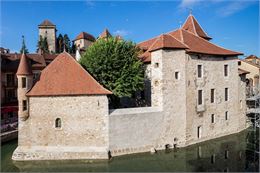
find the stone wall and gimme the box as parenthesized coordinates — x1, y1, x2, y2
(39, 27, 56, 53)
(185, 55, 247, 145)
(13, 95, 109, 160)
(74, 39, 94, 50)
(109, 107, 163, 156)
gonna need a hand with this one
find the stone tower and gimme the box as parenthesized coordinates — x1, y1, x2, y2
(16, 52, 33, 121)
(38, 20, 56, 53)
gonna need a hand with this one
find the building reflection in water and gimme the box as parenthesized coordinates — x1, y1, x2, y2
(11, 128, 259, 172)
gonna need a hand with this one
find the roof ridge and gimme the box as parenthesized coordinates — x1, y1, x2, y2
(64, 52, 112, 94)
(167, 31, 189, 48)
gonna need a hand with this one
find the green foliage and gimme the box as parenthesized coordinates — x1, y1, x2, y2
(80, 37, 144, 99)
(20, 36, 29, 54)
(37, 35, 49, 53)
(56, 34, 64, 53)
(56, 33, 75, 53)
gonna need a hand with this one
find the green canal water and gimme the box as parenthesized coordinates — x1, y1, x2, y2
(1, 127, 259, 172)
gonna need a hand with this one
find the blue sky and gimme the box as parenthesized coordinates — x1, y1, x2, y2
(1, 0, 259, 57)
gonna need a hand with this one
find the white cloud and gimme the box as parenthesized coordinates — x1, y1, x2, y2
(179, 0, 202, 9)
(217, 1, 255, 17)
(113, 30, 131, 37)
(85, 0, 95, 8)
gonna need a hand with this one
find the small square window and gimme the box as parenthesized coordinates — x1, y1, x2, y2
(225, 111, 229, 120)
(224, 65, 228, 77)
(154, 63, 159, 68)
(175, 71, 180, 80)
(22, 77, 26, 88)
(211, 114, 215, 123)
(225, 88, 229, 101)
(197, 65, 202, 78)
(22, 100, 27, 111)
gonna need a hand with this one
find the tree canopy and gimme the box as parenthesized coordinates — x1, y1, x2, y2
(56, 34, 75, 54)
(80, 37, 144, 106)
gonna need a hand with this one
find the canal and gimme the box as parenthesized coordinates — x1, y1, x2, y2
(1, 127, 259, 172)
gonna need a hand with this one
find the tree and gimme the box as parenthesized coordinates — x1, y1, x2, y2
(20, 35, 29, 54)
(37, 35, 49, 53)
(63, 34, 71, 52)
(56, 34, 64, 53)
(80, 37, 144, 107)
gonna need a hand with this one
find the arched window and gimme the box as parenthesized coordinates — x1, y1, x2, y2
(55, 118, 61, 128)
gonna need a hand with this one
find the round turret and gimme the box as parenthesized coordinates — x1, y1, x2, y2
(16, 52, 33, 121)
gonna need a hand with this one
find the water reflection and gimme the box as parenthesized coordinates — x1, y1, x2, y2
(2, 127, 259, 172)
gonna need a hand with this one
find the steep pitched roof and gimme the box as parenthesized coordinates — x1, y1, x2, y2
(39, 20, 55, 27)
(74, 32, 96, 42)
(26, 52, 112, 96)
(149, 34, 188, 52)
(99, 28, 112, 39)
(169, 29, 243, 56)
(16, 53, 33, 75)
(182, 14, 211, 40)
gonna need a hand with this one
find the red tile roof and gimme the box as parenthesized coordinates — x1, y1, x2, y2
(16, 53, 33, 75)
(169, 29, 243, 56)
(38, 20, 55, 27)
(137, 15, 243, 63)
(99, 28, 112, 39)
(26, 52, 112, 96)
(149, 34, 188, 52)
(245, 55, 259, 60)
(74, 32, 96, 42)
(182, 15, 211, 40)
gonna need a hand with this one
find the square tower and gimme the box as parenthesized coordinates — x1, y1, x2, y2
(38, 20, 56, 53)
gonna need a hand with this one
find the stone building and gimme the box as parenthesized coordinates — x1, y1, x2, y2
(73, 32, 96, 50)
(238, 55, 260, 92)
(1, 50, 58, 131)
(13, 14, 247, 160)
(12, 52, 112, 160)
(38, 20, 56, 53)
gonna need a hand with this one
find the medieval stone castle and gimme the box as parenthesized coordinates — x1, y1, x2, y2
(12, 14, 248, 160)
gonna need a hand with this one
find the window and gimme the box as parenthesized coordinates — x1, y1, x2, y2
(238, 61, 241, 66)
(154, 63, 159, 68)
(197, 126, 202, 139)
(22, 77, 26, 88)
(175, 71, 180, 80)
(211, 114, 215, 123)
(211, 89, 215, 103)
(6, 74, 15, 86)
(197, 65, 202, 78)
(224, 64, 228, 77)
(225, 111, 229, 120)
(225, 88, 229, 101)
(198, 90, 203, 105)
(22, 100, 27, 111)
(55, 118, 61, 128)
